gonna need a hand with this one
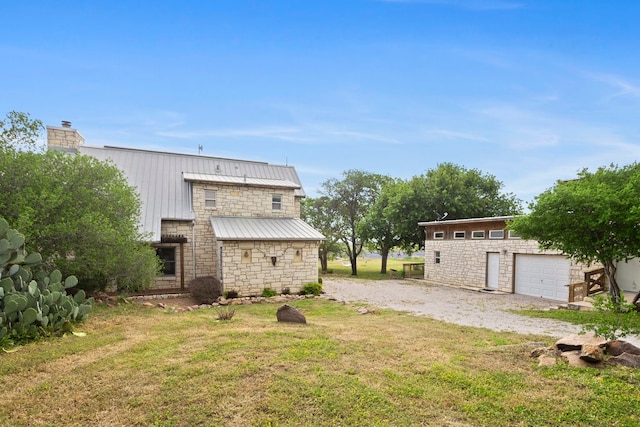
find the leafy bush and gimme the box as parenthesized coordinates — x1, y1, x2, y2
(318, 277, 323, 284)
(0, 218, 93, 346)
(300, 282, 322, 296)
(582, 294, 640, 340)
(224, 290, 239, 299)
(261, 287, 277, 298)
(189, 276, 223, 304)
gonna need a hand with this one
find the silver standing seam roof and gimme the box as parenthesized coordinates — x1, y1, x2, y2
(210, 217, 325, 241)
(77, 145, 308, 241)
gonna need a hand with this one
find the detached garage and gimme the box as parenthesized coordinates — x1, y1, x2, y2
(514, 255, 570, 301)
(420, 216, 598, 302)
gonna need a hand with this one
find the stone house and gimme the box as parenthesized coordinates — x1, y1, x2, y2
(419, 216, 598, 302)
(47, 122, 324, 295)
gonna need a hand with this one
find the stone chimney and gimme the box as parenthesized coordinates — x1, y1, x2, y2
(46, 120, 85, 151)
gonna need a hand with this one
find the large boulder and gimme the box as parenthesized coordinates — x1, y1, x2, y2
(276, 304, 307, 324)
(605, 340, 640, 356)
(580, 344, 605, 363)
(555, 332, 607, 352)
(608, 353, 640, 369)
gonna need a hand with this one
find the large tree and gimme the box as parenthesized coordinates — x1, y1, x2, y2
(319, 170, 386, 276)
(0, 111, 44, 151)
(0, 112, 160, 291)
(509, 163, 640, 303)
(301, 197, 343, 273)
(388, 163, 522, 250)
(359, 177, 402, 274)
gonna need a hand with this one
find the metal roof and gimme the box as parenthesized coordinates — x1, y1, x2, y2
(77, 145, 307, 241)
(210, 216, 325, 241)
(182, 172, 300, 189)
(418, 216, 516, 227)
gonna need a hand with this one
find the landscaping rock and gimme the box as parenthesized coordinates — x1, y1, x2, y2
(608, 352, 640, 369)
(606, 340, 640, 356)
(580, 344, 604, 363)
(555, 332, 606, 352)
(276, 304, 306, 324)
(538, 354, 558, 367)
(561, 351, 604, 368)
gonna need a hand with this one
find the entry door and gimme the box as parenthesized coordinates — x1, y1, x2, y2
(486, 252, 499, 289)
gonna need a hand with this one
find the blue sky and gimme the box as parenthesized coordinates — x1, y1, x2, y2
(2, 1, 640, 206)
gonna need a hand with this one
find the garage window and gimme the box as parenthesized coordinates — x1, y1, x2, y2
(453, 231, 465, 239)
(472, 230, 485, 239)
(489, 230, 504, 239)
(433, 231, 444, 239)
(508, 230, 521, 239)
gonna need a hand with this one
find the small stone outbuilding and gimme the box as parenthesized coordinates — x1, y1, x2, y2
(419, 216, 597, 302)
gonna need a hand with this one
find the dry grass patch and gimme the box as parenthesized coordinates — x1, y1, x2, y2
(0, 299, 639, 426)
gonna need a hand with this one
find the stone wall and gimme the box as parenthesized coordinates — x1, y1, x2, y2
(46, 125, 84, 150)
(423, 238, 597, 293)
(192, 182, 298, 218)
(220, 240, 319, 295)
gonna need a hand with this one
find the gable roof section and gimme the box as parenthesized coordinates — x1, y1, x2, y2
(77, 145, 306, 241)
(182, 172, 300, 189)
(210, 217, 325, 241)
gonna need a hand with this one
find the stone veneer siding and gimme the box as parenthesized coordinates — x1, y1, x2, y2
(424, 238, 597, 294)
(220, 241, 319, 295)
(152, 184, 316, 293)
(192, 183, 299, 218)
(46, 126, 85, 150)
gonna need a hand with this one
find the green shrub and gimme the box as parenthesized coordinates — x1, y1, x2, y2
(300, 282, 322, 296)
(318, 277, 323, 284)
(224, 290, 239, 299)
(0, 218, 93, 346)
(189, 276, 223, 304)
(261, 287, 277, 298)
(582, 294, 640, 340)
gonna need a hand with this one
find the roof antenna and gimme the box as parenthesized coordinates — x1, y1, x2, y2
(434, 211, 448, 221)
(198, 144, 203, 155)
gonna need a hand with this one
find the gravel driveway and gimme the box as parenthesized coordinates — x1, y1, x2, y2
(323, 278, 640, 345)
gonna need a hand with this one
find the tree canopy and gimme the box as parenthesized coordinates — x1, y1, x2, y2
(0, 111, 44, 151)
(509, 163, 640, 302)
(0, 111, 159, 292)
(319, 170, 387, 275)
(387, 163, 522, 250)
(301, 196, 342, 273)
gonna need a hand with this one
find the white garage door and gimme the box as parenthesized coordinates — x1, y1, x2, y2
(515, 255, 570, 301)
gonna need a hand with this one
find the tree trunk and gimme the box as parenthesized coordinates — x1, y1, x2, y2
(350, 253, 358, 276)
(319, 250, 328, 273)
(603, 260, 621, 303)
(380, 246, 390, 274)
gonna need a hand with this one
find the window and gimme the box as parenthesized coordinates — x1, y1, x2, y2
(434, 251, 441, 264)
(156, 247, 176, 276)
(472, 230, 485, 239)
(433, 231, 444, 239)
(204, 189, 216, 208)
(453, 231, 465, 239)
(489, 230, 504, 239)
(272, 194, 282, 210)
(508, 230, 521, 239)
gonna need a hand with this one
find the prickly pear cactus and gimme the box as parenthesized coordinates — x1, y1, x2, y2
(0, 218, 93, 345)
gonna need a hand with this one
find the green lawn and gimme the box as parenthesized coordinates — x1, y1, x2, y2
(2, 296, 640, 426)
(321, 256, 424, 280)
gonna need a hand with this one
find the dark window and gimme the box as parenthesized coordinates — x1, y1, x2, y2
(434, 251, 441, 264)
(157, 247, 176, 275)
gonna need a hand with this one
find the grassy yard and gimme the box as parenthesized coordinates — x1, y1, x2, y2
(321, 256, 424, 280)
(2, 296, 640, 426)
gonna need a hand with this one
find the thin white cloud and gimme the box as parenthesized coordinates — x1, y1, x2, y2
(422, 129, 492, 143)
(585, 72, 640, 98)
